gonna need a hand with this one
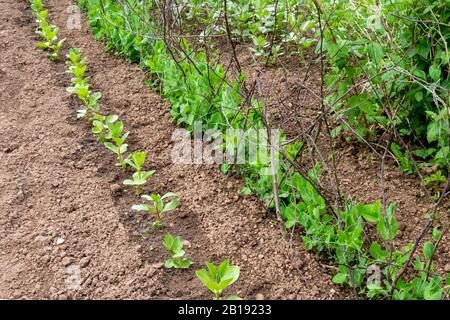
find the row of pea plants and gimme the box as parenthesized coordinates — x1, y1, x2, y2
(29, 0, 241, 300)
(77, 0, 449, 299)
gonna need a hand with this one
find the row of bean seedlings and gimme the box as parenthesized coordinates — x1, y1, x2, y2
(29, 0, 242, 300)
(66, 48, 242, 300)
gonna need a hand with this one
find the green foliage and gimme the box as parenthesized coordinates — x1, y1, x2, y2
(92, 114, 119, 142)
(195, 259, 241, 300)
(103, 120, 129, 168)
(173, 0, 314, 64)
(123, 171, 155, 195)
(124, 151, 147, 172)
(30, 0, 65, 61)
(132, 192, 179, 229)
(424, 170, 446, 191)
(65, 48, 102, 120)
(391, 143, 414, 174)
(163, 233, 193, 269)
(123, 151, 155, 195)
(319, 0, 449, 171)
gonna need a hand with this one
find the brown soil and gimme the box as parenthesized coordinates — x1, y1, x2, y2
(0, 0, 347, 299)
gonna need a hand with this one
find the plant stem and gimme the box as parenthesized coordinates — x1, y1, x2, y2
(135, 186, 141, 196)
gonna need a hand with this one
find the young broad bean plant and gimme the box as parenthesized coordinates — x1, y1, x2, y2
(163, 233, 193, 269)
(67, 83, 101, 119)
(123, 151, 155, 195)
(92, 114, 119, 142)
(30, 0, 65, 61)
(124, 151, 147, 172)
(65, 48, 101, 120)
(131, 192, 179, 229)
(66, 48, 88, 81)
(195, 259, 241, 300)
(103, 120, 129, 168)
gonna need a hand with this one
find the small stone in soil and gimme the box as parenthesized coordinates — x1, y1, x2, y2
(444, 264, 450, 272)
(151, 262, 164, 269)
(175, 290, 183, 298)
(183, 240, 191, 248)
(80, 257, 90, 268)
(62, 257, 72, 267)
(16, 190, 25, 202)
(179, 212, 188, 219)
(110, 184, 122, 194)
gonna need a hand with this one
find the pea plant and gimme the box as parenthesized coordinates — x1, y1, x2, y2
(123, 151, 155, 195)
(30, 0, 65, 61)
(163, 233, 193, 269)
(131, 192, 179, 229)
(195, 259, 241, 300)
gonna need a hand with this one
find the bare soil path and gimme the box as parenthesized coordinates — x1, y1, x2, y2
(0, 0, 343, 299)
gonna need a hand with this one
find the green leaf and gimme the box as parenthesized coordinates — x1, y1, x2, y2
(106, 115, 119, 123)
(104, 142, 118, 154)
(165, 258, 175, 269)
(424, 280, 442, 300)
(376, 219, 389, 241)
(429, 65, 441, 82)
(414, 91, 423, 102)
(142, 170, 155, 180)
(163, 233, 175, 251)
(358, 200, 381, 223)
(369, 242, 388, 261)
(222, 265, 240, 286)
(196, 269, 216, 293)
(367, 43, 384, 64)
(161, 192, 178, 200)
(131, 204, 150, 212)
(432, 227, 441, 241)
(226, 295, 242, 300)
(423, 241, 435, 260)
(332, 273, 347, 284)
(427, 121, 440, 143)
(174, 258, 193, 269)
(239, 186, 252, 196)
(163, 197, 179, 212)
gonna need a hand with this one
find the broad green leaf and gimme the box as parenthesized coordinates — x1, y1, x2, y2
(358, 201, 381, 223)
(414, 91, 423, 102)
(165, 259, 175, 269)
(163, 197, 179, 212)
(196, 269, 217, 293)
(429, 65, 441, 82)
(226, 295, 242, 300)
(423, 241, 435, 260)
(369, 242, 388, 261)
(131, 204, 150, 212)
(332, 273, 347, 284)
(161, 192, 178, 200)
